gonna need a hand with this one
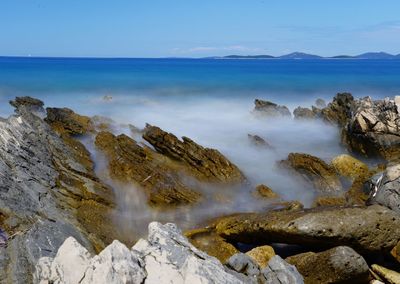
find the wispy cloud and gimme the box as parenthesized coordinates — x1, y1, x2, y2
(172, 45, 264, 54)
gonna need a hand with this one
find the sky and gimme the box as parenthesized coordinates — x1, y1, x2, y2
(1, 0, 400, 57)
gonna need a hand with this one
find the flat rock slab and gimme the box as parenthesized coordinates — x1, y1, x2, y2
(216, 205, 400, 254)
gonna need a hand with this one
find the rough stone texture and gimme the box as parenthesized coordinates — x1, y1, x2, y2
(262, 255, 304, 284)
(343, 96, 400, 160)
(215, 205, 400, 254)
(253, 99, 291, 117)
(280, 153, 343, 193)
(293, 107, 317, 120)
(246, 245, 276, 268)
(312, 196, 346, 207)
(255, 184, 280, 199)
(331, 154, 370, 181)
(143, 124, 245, 183)
(185, 227, 239, 264)
(286, 246, 369, 284)
(35, 222, 246, 284)
(95, 131, 201, 207)
(248, 134, 273, 149)
(391, 240, 400, 263)
(371, 264, 400, 284)
(368, 164, 400, 213)
(320, 93, 354, 126)
(227, 253, 261, 279)
(0, 97, 116, 283)
(45, 107, 94, 135)
(315, 98, 327, 108)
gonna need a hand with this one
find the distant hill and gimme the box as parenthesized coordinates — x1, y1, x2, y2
(211, 52, 400, 60)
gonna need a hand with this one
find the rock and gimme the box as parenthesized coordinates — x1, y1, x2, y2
(0, 98, 116, 283)
(371, 264, 400, 284)
(331, 154, 370, 181)
(262, 255, 304, 284)
(280, 153, 342, 193)
(368, 164, 400, 213)
(95, 131, 201, 207)
(391, 240, 400, 263)
(312, 196, 346, 207)
(343, 96, 400, 160)
(315, 98, 327, 108)
(248, 134, 273, 148)
(45, 107, 94, 135)
(35, 222, 246, 284)
(286, 246, 369, 284)
(320, 93, 354, 126)
(227, 253, 261, 278)
(246, 245, 276, 268)
(142, 124, 245, 183)
(255, 184, 280, 199)
(345, 176, 370, 206)
(275, 200, 304, 211)
(293, 107, 317, 120)
(253, 99, 291, 117)
(215, 205, 400, 254)
(185, 227, 239, 263)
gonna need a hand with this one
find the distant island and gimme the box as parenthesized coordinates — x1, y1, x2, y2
(209, 52, 400, 60)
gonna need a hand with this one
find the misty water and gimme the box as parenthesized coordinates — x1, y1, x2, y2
(1, 57, 400, 237)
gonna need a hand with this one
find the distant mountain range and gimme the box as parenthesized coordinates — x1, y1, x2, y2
(209, 52, 400, 60)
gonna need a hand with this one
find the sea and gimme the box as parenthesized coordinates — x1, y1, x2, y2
(1, 57, 400, 235)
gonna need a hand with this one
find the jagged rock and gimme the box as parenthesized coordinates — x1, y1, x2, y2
(185, 227, 239, 263)
(0, 97, 116, 283)
(275, 200, 304, 211)
(142, 124, 245, 183)
(95, 131, 201, 207)
(331, 154, 370, 181)
(315, 98, 327, 108)
(280, 153, 342, 193)
(35, 222, 247, 284)
(312, 196, 346, 207)
(253, 99, 291, 117)
(343, 96, 400, 160)
(320, 93, 354, 126)
(45, 107, 94, 135)
(248, 134, 273, 148)
(293, 107, 317, 120)
(227, 253, 261, 279)
(255, 184, 280, 199)
(368, 164, 400, 213)
(246, 245, 276, 268)
(215, 205, 400, 254)
(262, 255, 304, 284)
(391, 240, 400, 263)
(371, 264, 400, 284)
(286, 246, 369, 284)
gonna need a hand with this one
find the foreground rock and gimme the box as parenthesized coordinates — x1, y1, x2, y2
(371, 264, 400, 284)
(0, 97, 116, 283)
(216, 205, 400, 254)
(286, 246, 369, 284)
(143, 124, 245, 183)
(343, 96, 400, 160)
(280, 153, 342, 193)
(45, 107, 94, 135)
(331, 154, 370, 181)
(253, 99, 291, 117)
(368, 164, 400, 213)
(95, 131, 201, 207)
(246, 245, 276, 268)
(35, 222, 248, 284)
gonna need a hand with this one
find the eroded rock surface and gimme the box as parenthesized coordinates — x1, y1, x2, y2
(280, 153, 342, 193)
(320, 93, 354, 126)
(143, 124, 245, 183)
(216, 205, 400, 254)
(286, 246, 369, 284)
(253, 99, 291, 117)
(35, 222, 246, 284)
(0, 97, 116, 283)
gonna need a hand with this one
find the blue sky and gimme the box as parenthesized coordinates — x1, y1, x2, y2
(1, 0, 400, 57)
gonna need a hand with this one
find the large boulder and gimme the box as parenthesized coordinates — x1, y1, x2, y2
(343, 96, 400, 161)
(331, 154, 370, 181)
(253, 99, 291, 117)
(286, 246, 369, 284)
(215, 205, 400, 254)
(0, 97, 116, 283)
(368, 164, 400, 213)
(280, 153, 342, 193)
(142, 124, 245, 183)
(95, 131, 201, 207)
(293, 107, 317, 120)
(45, 107, 94, 135)
(320, 93, 354, 126)
(35, 222, 246, 284)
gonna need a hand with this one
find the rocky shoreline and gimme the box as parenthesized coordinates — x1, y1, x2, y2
(1, 94, 400, 283)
